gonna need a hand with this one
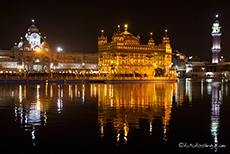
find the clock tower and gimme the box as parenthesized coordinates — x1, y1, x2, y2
(211, 15, 222, 63)
(25, 19, 42, 49)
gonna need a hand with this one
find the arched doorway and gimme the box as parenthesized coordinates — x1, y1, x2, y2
(43, 57, 50, 72)
(33, 57, 42, 72)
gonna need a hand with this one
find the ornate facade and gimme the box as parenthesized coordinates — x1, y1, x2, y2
(0, 20, 98, 73)
(97, 25, 173, 77)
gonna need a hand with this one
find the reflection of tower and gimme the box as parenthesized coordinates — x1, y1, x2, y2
(211, 15, 222, 63)
(211, 82, 222, 152)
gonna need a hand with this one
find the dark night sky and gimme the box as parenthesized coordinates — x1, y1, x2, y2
(0, 0, 230, 61)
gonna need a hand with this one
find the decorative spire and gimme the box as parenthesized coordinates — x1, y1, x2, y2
(32, 19, 35, 23)
(20, 37, 23, 41)
(117, 25, 121, 33)
(101, 29, 104, 36)
(148, 32, 155, 46)
(150, 32, 153, 39)
(163, 29, 170, 43)
(124, 24, 128, 32)
(164, 29, 168, 37)
(98, 29, 107, 45)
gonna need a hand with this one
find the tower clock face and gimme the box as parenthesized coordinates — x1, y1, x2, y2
(29, 33, 41, 49)
(32, 33, 38, 39)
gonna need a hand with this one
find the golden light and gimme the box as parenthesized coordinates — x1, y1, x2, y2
(124, 24, 128, 31)
(34, 46, 42, 52)
(150, 32, 153, 36)
(36, 100, 41, 110)
(165, 29, 168, 33)
(19, 85, 22, 103)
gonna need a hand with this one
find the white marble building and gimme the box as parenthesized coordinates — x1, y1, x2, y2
(0, 20, 98, 73)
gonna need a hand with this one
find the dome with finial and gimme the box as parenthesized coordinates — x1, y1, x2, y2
(18, 37, 24, 48)
(27, 19, 39, 33)
(27, 24, 39, 33)
(111, 24, 140, 45)
(98, 30, 108, 45)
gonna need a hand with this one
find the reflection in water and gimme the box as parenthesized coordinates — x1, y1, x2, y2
(82, 84, 85, 103)
(14, 85, 43, 146)
(8, 80, 228, 151)
(13, 83, 97, 147)
(186, 78, 192, 103)
(57, 85, 63, 113)
(201, 79, 204, 99)
(97, 83, 178, 144)
(210, 82, 222, 152)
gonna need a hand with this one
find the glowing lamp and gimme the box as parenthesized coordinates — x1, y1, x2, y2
(124, 24, 128, 31)
(34, 46, 41, 52)
(57, 47, 63, 52)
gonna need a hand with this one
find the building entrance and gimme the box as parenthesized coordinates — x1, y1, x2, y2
(33, 65, 42, 72)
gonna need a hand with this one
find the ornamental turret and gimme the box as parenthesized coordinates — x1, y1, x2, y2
(148, 32, 155, 46)
(98, 30, 108, 46)
(162, 29, 170, 44)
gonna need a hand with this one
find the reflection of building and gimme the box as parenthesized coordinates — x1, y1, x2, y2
(0, 20, 98, 73)
(97, 83, 178, 143)
(14, 84, 48, 146)
(97, 25, 173, 76)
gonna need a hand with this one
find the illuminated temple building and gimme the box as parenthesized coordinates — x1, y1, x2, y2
(97, 25, 173, 77)
(0, 20, 98, 73)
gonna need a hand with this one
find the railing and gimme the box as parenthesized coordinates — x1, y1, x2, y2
(0, 76, 177, 81)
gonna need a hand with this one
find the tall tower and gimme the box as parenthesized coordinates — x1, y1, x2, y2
(211, 15, 222, 63)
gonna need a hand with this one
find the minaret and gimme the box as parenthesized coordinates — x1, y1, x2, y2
(211, 15, 222, 63)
